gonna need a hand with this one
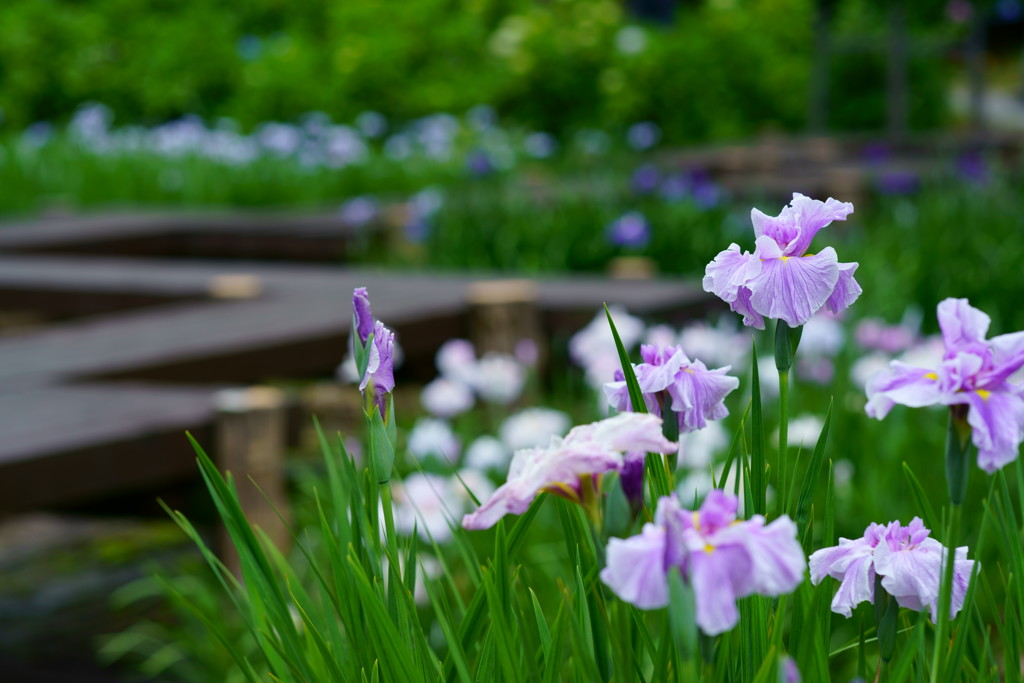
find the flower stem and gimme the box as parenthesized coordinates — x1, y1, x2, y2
(778, 368, 790, 511)
(930, 503, 962, 683)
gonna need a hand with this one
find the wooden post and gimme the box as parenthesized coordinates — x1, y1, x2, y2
(214, 386, 291, 575)
(466, 279, 545, 368)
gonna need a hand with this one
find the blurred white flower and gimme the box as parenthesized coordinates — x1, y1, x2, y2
(523, 132, 558, 159)
(498, 407, 571, 452)
(679, 319, 748, 370)
(643, 324, 678, 350)
(392, 472, 458, 541)
(471, 354, 526, 404)
(627, 121, 661, 151)
(801, 314, 845, 357)
(421, 377, 475, 418)
(777, 414, 824, 449)
(850, 352, 891, 390)
(407, 418, 460, 463)
(898, 335, 944, 369)
(677, 421, 729, 469)
(464, 435, 510, 472)
(757, 358, 780, 398)
(570, 306, 645, 386)
(436, 338, 478, 385)
(355, 111, 387, 138)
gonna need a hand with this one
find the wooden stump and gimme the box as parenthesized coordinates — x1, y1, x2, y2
(466, 279, 545, 368)
(214, 386, 291, 575)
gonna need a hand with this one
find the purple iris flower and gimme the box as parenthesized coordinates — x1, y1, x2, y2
(866, 298, 1024, 473)
(606, 212, 651, 248)
(809, 517, 975, 621)
(462, 413, 676, 530)
(703, 193, 860, 329)
(604, 344, 739, 433)
(352, 287, 374, 345)
(352, 288, 395, 415)
(466, 149, 494, 176)
(601, 490, 805, 635)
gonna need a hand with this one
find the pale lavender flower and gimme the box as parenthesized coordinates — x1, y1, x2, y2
(340, 196, 379, 228)
(464, 436, 510, 472)
(421, 377, 475, 418)
(606, 212, 651, 248)
(570, 307, 646, 388)
(703, 193, 860, 329)
(809, 517, 975, 620)
(407, 418, 461, 463)
(866, 298, 1024, 472)
(462, 413, 676, 530)
(604, 344, 739, 433)
(782, 656, 801, 683)
(601, 490, 805, 634)
(499, 407, 570, 452)
(855, 317, 918, 354)
(436, 338, 478, 385)
(471, 354, 526, 404)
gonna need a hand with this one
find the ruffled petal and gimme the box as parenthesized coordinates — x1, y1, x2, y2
(985, 330, 1024, 384)
(751, 194, 854, 257)
(727, 516, 806, 595)
(635, 347, 688, 394)
(571, 412, 677, 454)
(732, 286, 765, 329)
(825, 261, 862, 315)
(690, 546, 750, 635)
(703, 244, 762, 307)
(666, 363, 740, 432)
(808, 537, 877, 617)
(874, 540, 942, 620)
(963, 390, 1024, 472)
(600, 524, 670, 609)
(865, 361, 945, 419)
(938, 298, 991, 354)
(746, 242, 839, 327)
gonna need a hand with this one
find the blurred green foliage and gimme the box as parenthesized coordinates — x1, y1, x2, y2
(0, 0, 953, 139)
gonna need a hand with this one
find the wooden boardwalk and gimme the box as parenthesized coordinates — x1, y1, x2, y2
(0, 216, 715, 511)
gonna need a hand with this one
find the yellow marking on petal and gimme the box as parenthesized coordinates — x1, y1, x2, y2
(691, 511, 701, 530)
(704, 544, 715, 554)
(544, 482, 581, 503)
(977, 389, 992, 401)
(684, 368, 694, 374)
(780, 256, 790, 262)
(924, 372, 938, 380)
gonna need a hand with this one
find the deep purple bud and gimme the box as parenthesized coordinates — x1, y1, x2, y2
(619, 453, 646, 507)
(353, 287, 374, 344)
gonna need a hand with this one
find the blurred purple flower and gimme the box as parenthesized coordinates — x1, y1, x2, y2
(339, 196, 379, 227)
(855, 318, 917, 354)
(863, 141, 891, 166)
(876, 170, 920, 196)
(810, 517, 975, 620)
(606, 211, 651, 248)
(955, 151, 988, 185)
(997, 0, 1023, 22)
(659, 172, 691, 202)
(692, 179, 722, 209)
(946, 0, 973, 23)
(866, 298, 1024, 472)
(601, 491, 805, 634)
(631, 164, 661, 194)
(355, 111, 387, 138)
(466, 149, 494, 176)
(627, 121, 661, 151)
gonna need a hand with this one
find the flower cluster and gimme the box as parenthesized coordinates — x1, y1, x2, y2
(703, 193, 860, 329)
(810, 517, 975, 621)
(461, 413, 676, 530)
(866, 298, 1024, 472)
(601, 490, 805, 635)
(603, 344, 740, 433)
